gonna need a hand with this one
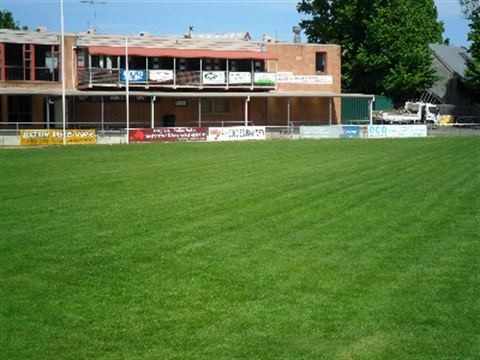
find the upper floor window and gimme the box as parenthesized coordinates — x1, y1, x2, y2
(229, 60, 251, 72)
(35, 45, 60, 81)
(254, 60, 263, 72)
(3, 43, 60, 82)
(77, 48, 85, 68)
(4, 43, 23, 80)
(204, 58, 225, 71)
(149, 57, 160, 70)
(91, 55, 119, 69)
(177, 58, 186, 72)
(316, 52, 326, 72)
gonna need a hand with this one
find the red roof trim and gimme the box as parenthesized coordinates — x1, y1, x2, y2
(85, 46, 277, 60)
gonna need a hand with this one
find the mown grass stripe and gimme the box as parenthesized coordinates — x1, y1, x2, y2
(1, 137, 479, 359)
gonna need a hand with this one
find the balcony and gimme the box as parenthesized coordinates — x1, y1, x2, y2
(77, 68, 277, 90)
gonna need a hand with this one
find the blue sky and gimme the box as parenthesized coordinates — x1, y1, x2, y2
(1, 0, 472, 48)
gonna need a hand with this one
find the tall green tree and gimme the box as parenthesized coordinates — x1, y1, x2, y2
(460, 0, 478, 17)
(461, 1, 480, 91)
(297, 0, 444, 102)
(0, 10, 28, 30)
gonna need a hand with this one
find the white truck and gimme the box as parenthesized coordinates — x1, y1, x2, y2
(381, 102, 439, 124)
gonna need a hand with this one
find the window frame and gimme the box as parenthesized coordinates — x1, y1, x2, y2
(201, 98, 230, 114)
(315, 52, 327, 73)
(8, 96, 32, 123)
(3, 43, 61, 82)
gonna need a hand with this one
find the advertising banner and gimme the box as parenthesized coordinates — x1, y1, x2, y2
(254, 73, 276, 85)
(229, 72, 251, 84)
(208, 127, 266, 141)
(129, 128, 207, 142)
(292, 75, 333, 85)
(203, 71, 225, 85)
(300, 126, 361, 139)
(300, 126, 342, 138)
(340, 126, 361, 138)
(368, 125, 427, 138)
(149, 70, 173, 83)
(121, 70, 147, 82)
(20, 130, 96, 146)
(277, 72, 294, 83)
(277, 72, 333, 84)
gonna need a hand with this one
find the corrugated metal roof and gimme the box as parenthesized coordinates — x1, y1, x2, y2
(78, 33, 266, 52)
(192, 33, 249, 40)
(0, 29, 337, 55)
(0, 29, 268, 52)
(0, 29, 61, 45)
(430, 43, 472, 79)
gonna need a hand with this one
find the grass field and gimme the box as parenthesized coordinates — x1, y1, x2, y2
(1, 137, 479, 359)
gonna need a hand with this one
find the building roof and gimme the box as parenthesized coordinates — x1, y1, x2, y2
(0, 28, 277, 60)
(78, 32, 264, 51)
(78, 32, 277, 60)
(429, 43, 472, 80)
(0, 29, 61, 45)
(0, 28, 269, 51)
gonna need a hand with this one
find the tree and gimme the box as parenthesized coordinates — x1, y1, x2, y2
(0, 10, 28, 30)
(297, 0, 444, 103)
(460, 0, 479, 17)
(464, 4, 480, 91)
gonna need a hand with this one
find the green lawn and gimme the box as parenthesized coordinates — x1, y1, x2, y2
(1, 138, 479, 359)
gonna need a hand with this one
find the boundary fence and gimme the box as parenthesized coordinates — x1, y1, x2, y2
(1, 124, 478, 147)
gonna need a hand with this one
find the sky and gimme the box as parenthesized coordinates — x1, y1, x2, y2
(0, 0, 472, 48)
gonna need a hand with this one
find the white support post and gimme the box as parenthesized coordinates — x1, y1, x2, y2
(226, 59, 229, 88)
(46, 97, 50, 129)
(251, 60, 254, 88)
(369, 97, 374, 125)
(71, 46, 75, 90)
(125, 37, 130, 144)
(275, 59, 278, 90)
(151, 96, 156, 129)
(60, 0, 66, 145)
(200, 59, 203, 87)
(245, 96, 250, 126)
(101, 96, 105, 132)
(88, 53, 92, 85)
(198, 98, 202, 127)
(329, 97, 333, 126)
(173, 58, 176, 87)
(287, 98, 291, 126)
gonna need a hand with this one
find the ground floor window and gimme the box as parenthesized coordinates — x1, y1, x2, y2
(8, 96, 32, 123)
(201, 99, 229, 114)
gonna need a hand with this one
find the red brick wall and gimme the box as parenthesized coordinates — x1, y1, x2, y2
(266, 43, 341, 93)
(62, 41, 345, 127)
(265, 43, 342, 124)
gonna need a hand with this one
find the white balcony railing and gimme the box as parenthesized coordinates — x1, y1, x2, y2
(78, 69, 277, 88)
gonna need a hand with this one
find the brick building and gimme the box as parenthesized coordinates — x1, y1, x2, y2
(1, 28, 373, 130)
